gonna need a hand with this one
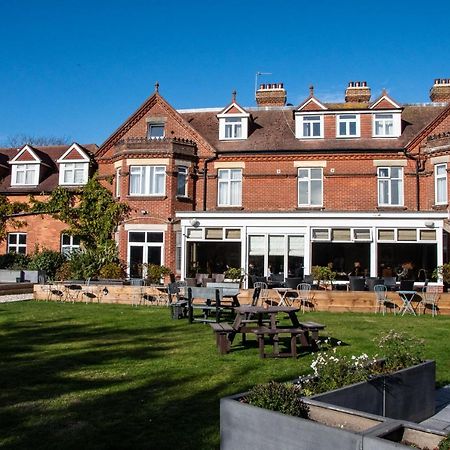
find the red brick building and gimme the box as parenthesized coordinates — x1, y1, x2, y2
(2, 79, 450, 285)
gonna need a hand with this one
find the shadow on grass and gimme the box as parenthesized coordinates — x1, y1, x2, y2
(0, 303, 270, 450)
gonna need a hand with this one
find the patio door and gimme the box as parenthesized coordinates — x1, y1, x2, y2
(128, 231, 164, 278)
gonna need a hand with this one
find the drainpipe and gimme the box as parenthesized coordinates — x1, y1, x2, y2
(403, 148, 426, 211)
(202, 155, 217, 211)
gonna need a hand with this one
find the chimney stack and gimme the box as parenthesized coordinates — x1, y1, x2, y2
(345, 81, 371, 103)
(256, 83, 287, 107)
(430, 79, 450, 102)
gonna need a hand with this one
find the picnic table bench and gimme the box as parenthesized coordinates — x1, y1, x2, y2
(209, 322, 234, 354)
(252, 326, 310, 358)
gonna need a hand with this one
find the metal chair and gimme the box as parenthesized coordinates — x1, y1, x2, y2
(375, 284, 398, 315)
(420, 285, 440, 317)
(297, 283, 314, 313)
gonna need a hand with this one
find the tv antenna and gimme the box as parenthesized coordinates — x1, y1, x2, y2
(255, 72, 272, 102)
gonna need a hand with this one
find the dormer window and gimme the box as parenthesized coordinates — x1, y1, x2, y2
(297, 114, 324, 138)
(60, 162, 89, 185)
(217, 96, 250, 140)
(12, 163, 39, 186)
(57, 143, 91, 186)
(225, 118, 243, 139)
(337, 114, 360, 137)
(148, 123, 165, 139)
(372, 113, 401, 137)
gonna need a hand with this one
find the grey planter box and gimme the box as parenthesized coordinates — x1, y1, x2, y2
(311, 360, 435, 422)
(23, 270, 46, 284)
(221, 361, 443, 450)
(0, 269, 24, 283)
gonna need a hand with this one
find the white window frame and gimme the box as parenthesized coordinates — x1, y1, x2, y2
(61, 234, 81, 255)
(377, 166, 403, 206)
(7, 232, 27, 254)
(147, 123, 165, 139)
(296, 114, 324, 139)
(217, 168, 242, 207)
(435, 163, 448, 205)
(373, 113, 394, 137)
(297, 167, 323, 207)
(127, 231, 165, 278)
(177, 166, 188, 197)
(336, 114, 360, 138)
(59, 162, 89, 185)
(224, 117, 243, 139)
(11, 163, 40, 186)
(129, 165, 166, 196)
(115, 168, 121, 198)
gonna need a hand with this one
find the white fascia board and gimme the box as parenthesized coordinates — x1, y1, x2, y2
(9, 145, 42, 163)
(369, 96, 401, 110)
(296, 97, 327, 111)
(57, 143, 90, 163)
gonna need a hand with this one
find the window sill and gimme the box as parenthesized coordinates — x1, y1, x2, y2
(216, 206, 244, 210)
(376, 206, 407, 211)
(335, 135, 361, 139)
(432, 204, 448, 210)
(176, 196, 192, 203)
(296, 206, 324, 210)
(126, 195, 168, 200)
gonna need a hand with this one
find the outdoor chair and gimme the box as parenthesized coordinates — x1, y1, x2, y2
(383, 276, 397, 291)
(297, 283, 314, 313)
(374, 284, 398, 315)
(420, 285, 440, 317)
(349, 276, 366, 291)
(285, 277, 303, 289)
(130, 278, 145, 306)
(366, 277, 384, 291)
(252, 282, 270, 306)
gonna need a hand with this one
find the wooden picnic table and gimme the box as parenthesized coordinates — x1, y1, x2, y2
(230, 305, 325, 358)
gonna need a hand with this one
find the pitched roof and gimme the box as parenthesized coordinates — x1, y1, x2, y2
(0, 143, 97, 194)
(180, 105, 446, 154)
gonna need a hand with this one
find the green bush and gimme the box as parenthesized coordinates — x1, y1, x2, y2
(439, 435, 450, 450)
(243, 381, 309, 418)
(99, 262, 125, 279)
(0, 252, 31, 270)
(145, 264, 171, 284)
(224, 267, 244, 282)
(28, 249, 66, 280)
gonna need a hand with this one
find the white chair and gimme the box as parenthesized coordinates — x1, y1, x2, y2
(375, 285, 398, 315)
(297, 283, 314, 313)
(420, 286, 440, 317)
(374, 284, 388, 315)
(253, 282, 270, 306)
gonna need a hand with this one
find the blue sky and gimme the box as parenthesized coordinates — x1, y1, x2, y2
(1, 0, 449, 145)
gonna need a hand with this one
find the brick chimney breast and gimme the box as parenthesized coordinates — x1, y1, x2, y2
(345, 81, 371, 103)
(430, 79, 450, 102)
(256, 83, 287, 107)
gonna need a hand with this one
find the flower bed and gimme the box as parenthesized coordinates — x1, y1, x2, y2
(221, 331, 447, 450)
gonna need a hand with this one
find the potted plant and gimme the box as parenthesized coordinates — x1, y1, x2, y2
(310, 265, 336, 290)
(224, 266, 244, 284)
(433, 263, 450, 292)
(145, 264, 171, 285)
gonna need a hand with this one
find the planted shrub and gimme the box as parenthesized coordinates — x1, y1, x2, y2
(0, 252, 30, 269)
(243, 381, 309, 419)
(99, 262, 125, 279)
(28, 248, 66, 280)
(375, 330, 424, 372)
(145, 264, 171, 285)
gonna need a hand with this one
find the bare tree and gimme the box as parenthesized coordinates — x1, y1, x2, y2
(1, 134, 71, 148)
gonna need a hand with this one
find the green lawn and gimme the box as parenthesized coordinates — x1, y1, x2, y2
(1, 301, 450, 450)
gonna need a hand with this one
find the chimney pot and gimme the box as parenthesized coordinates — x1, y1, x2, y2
(345, 80, 371, 102)
(430, 77, 450, 102)
(255, 81, 287, 107)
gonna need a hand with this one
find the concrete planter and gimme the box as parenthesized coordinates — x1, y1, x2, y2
(221, 361, 443, 450)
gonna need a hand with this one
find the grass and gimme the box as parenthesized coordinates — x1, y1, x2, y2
(1, 301, 450, 449)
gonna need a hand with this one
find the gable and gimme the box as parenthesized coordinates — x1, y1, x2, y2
(57, 143, 90, 163)
(97, 92, 216, 159)
(9, 145, 41, 164)
(370, 95, 401, 110)
(407, 103, 450, 151)
(218, 101, 249, 117)
(297, 97, 327, 112)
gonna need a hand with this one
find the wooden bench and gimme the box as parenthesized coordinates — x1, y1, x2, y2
(209, 322, 234, 354)
(251, 326, 309, 358)
(298, 321, 326, 349)
(188, 287, 232, 323)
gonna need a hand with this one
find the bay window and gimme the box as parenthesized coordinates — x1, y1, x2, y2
(129, 165, 166, 196)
